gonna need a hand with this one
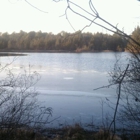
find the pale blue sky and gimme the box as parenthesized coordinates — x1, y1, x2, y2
(0, 0, 140, 34)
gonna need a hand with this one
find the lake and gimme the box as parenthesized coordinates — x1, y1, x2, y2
(0, 52, 130, 128)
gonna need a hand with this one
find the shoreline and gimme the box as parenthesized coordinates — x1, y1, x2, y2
(0, 49, 126, 57)
(0, 49, 124, 53)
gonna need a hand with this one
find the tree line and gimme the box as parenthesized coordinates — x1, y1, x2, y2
(0, 30, 127, 52)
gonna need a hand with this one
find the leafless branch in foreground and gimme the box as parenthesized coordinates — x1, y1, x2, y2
(0, 66, 53, 139)
(24, 0, 48, 13)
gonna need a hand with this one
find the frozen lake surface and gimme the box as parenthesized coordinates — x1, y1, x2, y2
(0, 52, 130, 128)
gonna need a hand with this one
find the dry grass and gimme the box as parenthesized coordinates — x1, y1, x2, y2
(0, 124, 139, 140)
(47, 124, 122, 140)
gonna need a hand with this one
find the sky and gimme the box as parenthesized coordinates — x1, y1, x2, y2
(0, 0, 140, 34)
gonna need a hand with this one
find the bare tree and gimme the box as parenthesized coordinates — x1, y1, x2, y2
(0, 64, 52, 139)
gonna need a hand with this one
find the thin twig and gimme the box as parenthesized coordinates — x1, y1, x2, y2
(25, 0, 48, 13)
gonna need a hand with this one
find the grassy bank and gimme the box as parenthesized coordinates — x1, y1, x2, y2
(0, 124, 139, 140)
(0, 125, 119, 140)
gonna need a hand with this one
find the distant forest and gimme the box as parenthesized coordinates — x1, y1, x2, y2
(0, 31, 127, 52)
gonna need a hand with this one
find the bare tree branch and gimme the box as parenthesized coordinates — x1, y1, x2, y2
(24, 0, 48, 13)
(110, 64, 129, 139)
